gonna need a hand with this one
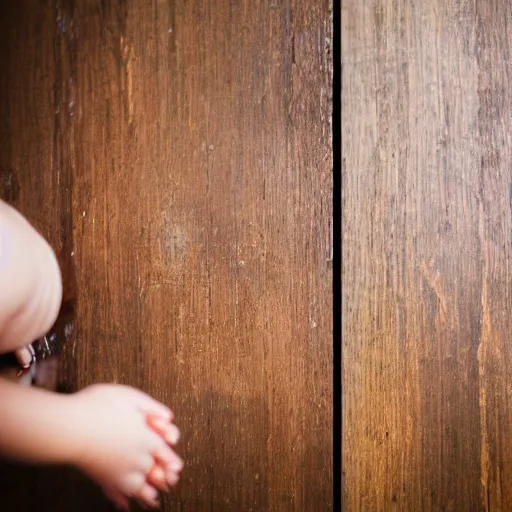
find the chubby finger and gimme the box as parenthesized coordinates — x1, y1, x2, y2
(151, 437, 184, 470)
(136, 482, 160, 509)
(122, 471, 146, 498)
(166, 470, 180, 487)
(148, 416, 180, 445)
(147, 464, 169, 492)
(14, 346, 33, 368)
(154, 446, 184, 488)
(167, 454, 184, 474)
(124, 388, 173, 422)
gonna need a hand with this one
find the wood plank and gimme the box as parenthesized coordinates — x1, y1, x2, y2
(0, 0, 332, 510)
(342, 0, 512, 510)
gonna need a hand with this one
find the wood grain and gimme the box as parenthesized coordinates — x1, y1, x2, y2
(0, 1, 332, 510)
(342, 0, 512, 510)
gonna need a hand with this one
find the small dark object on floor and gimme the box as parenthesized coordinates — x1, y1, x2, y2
(0, 299, 76, 388)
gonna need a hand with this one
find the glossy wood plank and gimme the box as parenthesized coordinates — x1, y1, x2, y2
(0, 0, 332, 510)
(343, 1, 512, 510)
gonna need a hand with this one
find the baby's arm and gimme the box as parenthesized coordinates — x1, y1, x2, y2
(0, 199, 62, 353)
(0, 200, 184, 508)
(0, 377, 79, 463)
(0, 377, 183, 508)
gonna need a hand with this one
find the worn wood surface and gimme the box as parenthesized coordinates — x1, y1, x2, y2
(0, 1, 333, 510)
(343, 0, 512, 510)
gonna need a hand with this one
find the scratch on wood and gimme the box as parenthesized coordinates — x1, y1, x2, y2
(121, 36, 134, 124)
(420, 255, 448, 325)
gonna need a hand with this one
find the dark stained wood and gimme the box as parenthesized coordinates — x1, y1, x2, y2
(343, 1, 512, 510)
(0, 0, 332, 510)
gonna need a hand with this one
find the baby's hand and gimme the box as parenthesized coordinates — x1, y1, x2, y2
(70, 384, 183, 510)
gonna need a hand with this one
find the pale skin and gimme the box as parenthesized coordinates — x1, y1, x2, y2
(0, 200, 183, 510)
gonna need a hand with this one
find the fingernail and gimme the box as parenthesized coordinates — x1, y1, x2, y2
(167, 472, 180, 487)
(152, 468, 170, 491)
(171, 459, 184, 471)
(153, 419, 169, 432)
(19, 353, 32, 368)
(16, 367, 30, 378)
(146, 415, 168, 431)
(166, 428, 180, 445)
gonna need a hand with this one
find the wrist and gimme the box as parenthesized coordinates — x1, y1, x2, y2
(55, 393, 91, 467)
(0, 380, 82, 466)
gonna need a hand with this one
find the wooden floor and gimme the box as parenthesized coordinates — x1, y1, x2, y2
(0, 1, 332, 510)
(343, 1, 512, 510)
